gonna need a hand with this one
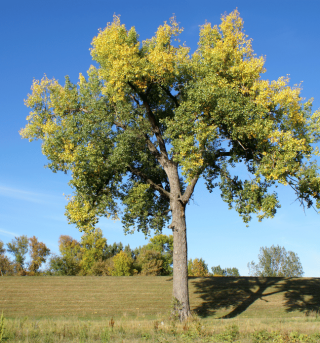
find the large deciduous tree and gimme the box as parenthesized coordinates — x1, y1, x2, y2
(20, 10, 320, 320)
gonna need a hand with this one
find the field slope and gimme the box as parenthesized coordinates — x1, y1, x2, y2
(0, 276, 319, 319)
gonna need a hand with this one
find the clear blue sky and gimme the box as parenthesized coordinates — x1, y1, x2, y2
(1, 0, 320, 276)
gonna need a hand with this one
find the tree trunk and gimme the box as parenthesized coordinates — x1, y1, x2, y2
(171, 198, 191, 321)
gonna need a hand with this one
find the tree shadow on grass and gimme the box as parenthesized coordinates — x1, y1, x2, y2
(282, 278, 320, 316)
(190, 277, 320, 318)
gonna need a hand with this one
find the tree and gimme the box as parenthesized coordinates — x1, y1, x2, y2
(144, 234, 173, 275)
(105, 242, 124, 259)
(188, 258, 209, 276)
(0, 240, 15, 276)
(48, 235, 82, 275)
(111, 250, 134, 276)
(79, 228, 107, 274)
(248, 245, 304, 277)
(0, 241, 5, 256)
(0, 255, 15, 276)
(211, 265, 240, 276)
(27, 236, 51, 274)
(6, 236, 28, 271)
(20, 10, 320, 320)
(90, 257, 114, 275)
(137, 248, 164, 275)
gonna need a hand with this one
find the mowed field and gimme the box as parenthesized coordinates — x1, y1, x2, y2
(1, 276, 319, 320)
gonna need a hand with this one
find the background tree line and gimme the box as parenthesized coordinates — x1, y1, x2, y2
(1, 231, 303, 277)
(0, 231, 242, 277)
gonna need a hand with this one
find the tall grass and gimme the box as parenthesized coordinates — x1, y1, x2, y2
(0, 311, 5, 342)
(1, 315, 320, 342)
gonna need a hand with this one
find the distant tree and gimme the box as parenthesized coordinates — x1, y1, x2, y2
(144, 234, 173, 275)
(0, 241, 5, 256)
(211, 265, 240, 276)
(79, 228, 107, 274)
(104, 242, 124, 259)
(48, 235, 81, 275)
(0, 240, 15, 276)
(91, 258, 114, 276)
(137, 249, 164, 275)
(248, 245, 304, 277)
(0, 256, 15, 276)
(224, 267, 240, 276)
(28, 236, 50, 275)
(59, 235, 81, 258)
(6, 236, 28, 271)
(145, 234, 173, 254)
(111, 251, 134, 276)
(188, 258, 209, 277)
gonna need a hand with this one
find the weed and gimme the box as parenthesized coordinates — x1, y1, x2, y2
(43, 333, 55, 343)
(251, 330, 276, 342)
(0, 312, 5, 342)
(154, 320, 159, 332)
(141, 331, 152, 340)
(170, 297, 183, 322)
(79, 324, 88, 343)
(109, 317, 115, 331)
(217, 324, 239, 342)
(169, 319, 177, 336)
(19, 316, 28, 329)
(196, 321, 204, 336)
(100, 328, 110, 342)
(182, 322, 189, 332)
(118, 325, 125, 336)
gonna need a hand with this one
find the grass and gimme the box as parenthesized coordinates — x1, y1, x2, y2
(0, 276, 320, 342)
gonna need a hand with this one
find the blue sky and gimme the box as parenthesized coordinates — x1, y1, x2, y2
(1, 0, 320, 276)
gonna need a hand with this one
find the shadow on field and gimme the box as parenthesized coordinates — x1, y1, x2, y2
(190, 277, 320, 318)
(283, 278, 320, 316)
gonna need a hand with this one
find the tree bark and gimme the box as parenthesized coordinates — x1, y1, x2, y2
(170, 198, 191, 321)
(164, 163, 192, 321)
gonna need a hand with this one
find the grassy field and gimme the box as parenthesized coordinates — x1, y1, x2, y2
(0, 276, 320, 342)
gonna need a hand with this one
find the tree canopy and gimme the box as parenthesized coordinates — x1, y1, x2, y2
(188, 258, 209, 276)
(6, 236, 28, 270)
(20, 10, 320, 319)
(28, 236, 50, 275)
(248, 245, 304, 277)
(211, 265, 240, 276)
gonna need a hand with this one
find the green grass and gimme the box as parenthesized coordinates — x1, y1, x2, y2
(0, 276, 320, 342)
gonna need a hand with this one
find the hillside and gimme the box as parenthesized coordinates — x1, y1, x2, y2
(0, 276, 319, 319)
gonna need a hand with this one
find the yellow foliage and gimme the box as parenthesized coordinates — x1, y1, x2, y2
(90, 15, 189, 102)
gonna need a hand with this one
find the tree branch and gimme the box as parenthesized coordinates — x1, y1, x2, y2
(114, 121, 126, 130)
(112, 105, 166, 165)
(128, 81, 169, 160)
(180, 150, 232, 204)
(181, 176, 199, 205)
(148, 208, 172, 217)
(127, 165, 171, 199)
(160, 85, 179, 108)
(68, 100, 168, 168)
